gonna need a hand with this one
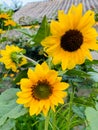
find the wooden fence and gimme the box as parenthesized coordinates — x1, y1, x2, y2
(13, 0, 98, 24)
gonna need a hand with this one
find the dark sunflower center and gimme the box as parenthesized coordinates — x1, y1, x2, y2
(32, 80, 52, 100)
(61, 29, 83, 52)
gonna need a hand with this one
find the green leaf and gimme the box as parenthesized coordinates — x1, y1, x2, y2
(85, 59, 98, 65)
(0, 88, 28, 126)
(0, 37, 7, 42)
(66, 69, 90, 78)
(0, 88, 19, 105)
(85, 126, 92, 130)
(0, 116, 7, 127)
(72, 105, 85, 119)
(0, 119, 15, 130)
(7, 105, 28, 119)
(33, 16, 50, 44)
(88, 71, 98, 82)
(85, 103, 98, 130)
(14, 70, 28, 84)
(18, 28, 33, 37)
(73, 97, 96, 108)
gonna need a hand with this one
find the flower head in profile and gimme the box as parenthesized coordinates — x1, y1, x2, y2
(0, 29, 5, 34)
(16, 62, 69, 116)
(0, 45, 27, 72)
(41, 4, 98, 70)
(0, 13, 10, 19)
(4, 19, 16, 26)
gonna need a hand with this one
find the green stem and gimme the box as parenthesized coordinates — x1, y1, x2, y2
(52, 111, 56, 130)
(23, 55, 38, 65)
(44, 114, 50, 130)
(66, 87, 74, 130)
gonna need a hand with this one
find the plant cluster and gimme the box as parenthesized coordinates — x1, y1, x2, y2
(0, 3, 98, 130)
(0, 9, 17, 34)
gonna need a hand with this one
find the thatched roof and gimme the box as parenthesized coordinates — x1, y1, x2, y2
(13, 0, 98, 25)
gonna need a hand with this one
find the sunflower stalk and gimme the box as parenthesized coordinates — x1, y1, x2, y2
(44, 113, 50, 130)
(66, 86, 74, 130)
(52, 111, 56, 130)
(23, 55, 38, 65)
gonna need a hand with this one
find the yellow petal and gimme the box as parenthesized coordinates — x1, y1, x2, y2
(27, 68, 38, 82)
(58, 10, 69, 30)
(20, 78, 32, 90)
(16, 96, 32, 104)
(68, 4, 82, 28)
(41, 36, 60, 47)
(41, 62, 49, 72)
(77, 10, 95, 30)
(54, 82, 69, 90)
(29, 100, 39, 116)
(50, 20, 65, 36)
(16, 91, 32, 98)
(46, 70, 58, 84)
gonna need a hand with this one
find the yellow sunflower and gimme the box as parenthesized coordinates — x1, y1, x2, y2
(16, 62, 69, 116)
(0, 45, 27, 72)
(4, 19, 16, 26)
(0, 29, 5, 34)
(0, 13, 10, 19)
(41, 3, 98, 70)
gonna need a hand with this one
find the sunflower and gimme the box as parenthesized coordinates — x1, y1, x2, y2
(4, 19, 16, 26)
(16, 62, 69, 116)
(41, 3, 98, 70)
(0, 13, 10, 19)
(0, 45, 27, 72)
(0, 29, 5, 34)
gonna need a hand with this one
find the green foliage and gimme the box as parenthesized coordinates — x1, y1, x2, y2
(72, 105, 86, 119)
(88, 71, 98, 82)
(66, 68, 90, 78)
(0, 119, 16, 130)
(85, 102, 98, 130)
(0, 4, 98, 130)
(95, 13, 98, 21)
(0, 88, 28, 129)
(33, 16, 50, 45)
(73, 96, 96, 109)
(14, 69, 28, 84)
(15, 114, 45, 130)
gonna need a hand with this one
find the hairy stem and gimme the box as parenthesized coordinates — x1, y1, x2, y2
(23, 55, 38, 65)
(45, 114, 50, 130)
(66, 86, 74, 130)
